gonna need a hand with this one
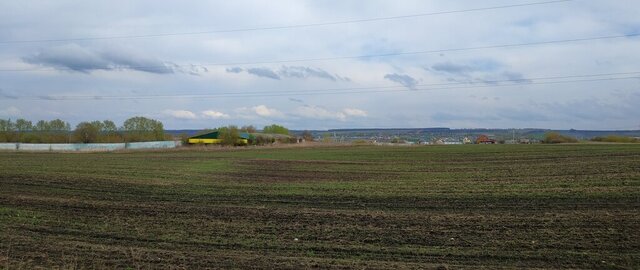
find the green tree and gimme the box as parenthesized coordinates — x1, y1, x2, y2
(263, 124, 289, 135)
(14, 119, 33, 142)
(90, 120, 105, 133)
(48, 119, 71, 132)
(122, 116, 165, 142)
(34, 120, 50, 132)
(217, 125, 240, 146)
(102, 120, 117, 133)
(48, 119, 71, 143)
(74, 122, 99, 143)
(33, 120, 51, 142)
(100, 120, 121, 142)
(0, 119, 13, 132)
(0, 119, 15, 142)
(14, 119, 32, 132)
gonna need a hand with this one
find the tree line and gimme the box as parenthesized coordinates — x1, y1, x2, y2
(0, 116, 166, 143)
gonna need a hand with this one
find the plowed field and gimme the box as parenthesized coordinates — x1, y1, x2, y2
(1, 144, 639, 269)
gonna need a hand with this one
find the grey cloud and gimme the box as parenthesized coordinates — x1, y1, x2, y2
(431, 62, 474, 76)
(246, 67, 281, 80)
(37, 95, 57, 100)
(384, 73, 418, 89)
(280, 66, 325, 79)
(430, 60, 501, 76)
(226, 67, 243, 73)
(279, 66, 349, 81)
(228, 65, 349, 81)
(174, 64, 208, 76)
(100, 49, 174, 74)
(23, 44, 206, 75)
(430, 60, 529, 85)
(23, 44, 110, 73)
(289, 98, 304, 103)
(477, 71, 531, 85)
(500, 71, 531, 83)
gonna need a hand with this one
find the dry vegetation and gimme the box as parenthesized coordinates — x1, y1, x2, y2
(1, 144, 639, 269)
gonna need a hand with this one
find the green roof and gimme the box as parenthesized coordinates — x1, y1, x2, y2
(190, 131, 220, 139)
(190, 131, 251, 140)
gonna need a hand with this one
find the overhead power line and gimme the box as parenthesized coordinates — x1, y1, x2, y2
(2, 33, 638, 73)
(0, 0, 572, 44)
(206, 34, 640, 66)
(4, 71, 638, 100)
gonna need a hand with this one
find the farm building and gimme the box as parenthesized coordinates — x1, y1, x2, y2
(476, 135, 496, 144)
(188, 131, 250, 145)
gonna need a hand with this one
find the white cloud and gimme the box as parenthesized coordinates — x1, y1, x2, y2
(252, 105, 283, 117)
(343, 108, 367, 117)
(295, 106, 368, 121)
(234, 105, 285, 119)
(164, 109, 197, 119)
(202, 110, 230, 119)
(297, 105, 345, 121)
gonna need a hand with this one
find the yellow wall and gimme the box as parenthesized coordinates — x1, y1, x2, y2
(188, 138, 222, 144)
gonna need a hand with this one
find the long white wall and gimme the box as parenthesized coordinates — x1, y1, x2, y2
(0, 141, 181, 152)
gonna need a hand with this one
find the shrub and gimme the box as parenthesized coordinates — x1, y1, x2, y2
(254, 134, 275, 145)
(302, 130, 314, 142)
(74, 122, 100, 143)
(542, 132, 578, 144)
(322, 133, 333, 143)
(352, 140, 372, 145)
(591, 135, 639, 143)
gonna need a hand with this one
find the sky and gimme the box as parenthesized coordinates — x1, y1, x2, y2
(0, 0, 639, 130)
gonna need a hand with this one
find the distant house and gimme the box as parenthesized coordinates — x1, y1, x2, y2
(519, 138, 531, 144)
(188, 131, 250, 144)
(476, 135, 496, 144)
(433, 137, 463, 145)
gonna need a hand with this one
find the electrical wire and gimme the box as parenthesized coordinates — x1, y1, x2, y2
(2, 33, 637, 73)
(4, 72, 638, 100)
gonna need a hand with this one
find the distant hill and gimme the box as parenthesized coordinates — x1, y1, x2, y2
(168, 128, 640, 141)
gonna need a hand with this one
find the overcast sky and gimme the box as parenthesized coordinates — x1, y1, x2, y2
(1, 0, 639, 130)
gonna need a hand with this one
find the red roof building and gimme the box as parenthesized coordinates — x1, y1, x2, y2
(476, 135, 496, 144)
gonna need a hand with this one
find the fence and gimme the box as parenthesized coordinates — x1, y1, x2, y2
(0, 141, 181, 152)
